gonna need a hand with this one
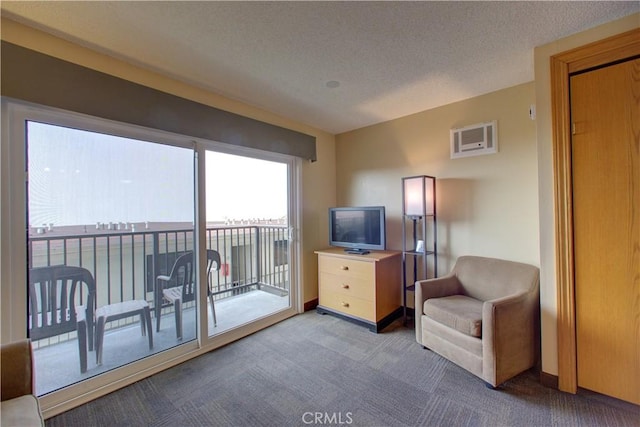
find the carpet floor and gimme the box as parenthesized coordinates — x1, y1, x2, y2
(46, 311, 640, 426)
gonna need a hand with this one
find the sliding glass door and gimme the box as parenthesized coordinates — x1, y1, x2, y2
(26, 120, 196, 394)
(204, 150, 292, 338)
(2, 100, 300, 409)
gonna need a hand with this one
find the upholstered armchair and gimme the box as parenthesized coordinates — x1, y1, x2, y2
(1, 339, 44, 426)
(415, 256, 540, 387)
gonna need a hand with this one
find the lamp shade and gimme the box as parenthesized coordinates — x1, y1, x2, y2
(402, 175, 435, 217)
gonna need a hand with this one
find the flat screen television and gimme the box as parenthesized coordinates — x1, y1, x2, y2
(329, 206, 386, 254)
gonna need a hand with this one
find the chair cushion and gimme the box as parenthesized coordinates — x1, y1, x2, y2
(423, 295, 483, 338)
(1, 395, 44, 427)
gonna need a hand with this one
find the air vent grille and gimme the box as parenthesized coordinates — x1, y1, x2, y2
(450, 121, 498, 159)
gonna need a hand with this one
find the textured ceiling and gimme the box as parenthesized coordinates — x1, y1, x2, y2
(2, 1, 638, 134)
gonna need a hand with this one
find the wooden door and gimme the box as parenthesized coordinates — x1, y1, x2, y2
(570, 58, 639, 405)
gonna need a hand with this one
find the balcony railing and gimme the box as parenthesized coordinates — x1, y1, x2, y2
(27, 222, 290, 346)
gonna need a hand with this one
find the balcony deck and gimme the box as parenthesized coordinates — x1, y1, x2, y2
(34, 289, 289, 396)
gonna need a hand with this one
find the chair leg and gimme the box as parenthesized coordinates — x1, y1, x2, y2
(209, 294, 217, 327)
(140, 313, 146, 336)
(143, 306, 153, 349)
(95, 316, 106, 366)
(87, 319, 94, 352)
(174, 299, 182, 340)
(77, 320, 88, 373)
(155, 293, 162, 333)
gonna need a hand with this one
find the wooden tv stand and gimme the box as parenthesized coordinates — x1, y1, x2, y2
(315, 248, 402, 333)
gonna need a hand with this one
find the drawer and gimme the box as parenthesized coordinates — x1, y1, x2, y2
(318, 255, 374, 281)
(319, 289, 375, 322)
(319, 272, 374, 301)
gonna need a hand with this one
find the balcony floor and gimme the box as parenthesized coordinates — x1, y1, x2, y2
(34, 289, 289, 396)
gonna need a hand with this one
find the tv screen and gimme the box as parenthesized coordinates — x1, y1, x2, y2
(329, 206, 386, 253)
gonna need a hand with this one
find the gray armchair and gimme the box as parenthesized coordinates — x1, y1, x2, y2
(415, 256, 539, 387)
(1, 339, 44, 426)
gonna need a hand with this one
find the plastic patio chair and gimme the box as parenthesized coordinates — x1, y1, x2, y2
(28, 265, 96, 373)
(156, 250, 221, 339)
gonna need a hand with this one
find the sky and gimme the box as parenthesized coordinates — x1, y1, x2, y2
(205, 151, 287, 222)
(27, 121, 288, 227)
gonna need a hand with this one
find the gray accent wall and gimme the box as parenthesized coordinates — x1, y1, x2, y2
(1, 41, 316, 161)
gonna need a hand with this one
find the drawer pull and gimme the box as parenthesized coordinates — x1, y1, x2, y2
(341, 302, 349, 307)
(342, 284, 349, 289)
(340, 266, 349, 271)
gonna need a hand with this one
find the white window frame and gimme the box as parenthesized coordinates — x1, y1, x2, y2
(1, 98, 302, 417)
(194, 139, 302, 345)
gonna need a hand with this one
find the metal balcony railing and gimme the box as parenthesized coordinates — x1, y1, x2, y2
(27, 222, 290, 346)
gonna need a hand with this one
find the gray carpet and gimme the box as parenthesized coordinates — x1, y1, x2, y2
(46, 311, 640, 427)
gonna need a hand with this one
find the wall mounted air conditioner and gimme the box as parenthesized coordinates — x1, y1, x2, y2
(450, 120, 498, 159)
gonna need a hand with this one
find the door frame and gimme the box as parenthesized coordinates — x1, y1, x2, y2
(550, 28, 640, 394)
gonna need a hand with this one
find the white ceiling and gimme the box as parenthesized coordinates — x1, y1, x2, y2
(2, 1, 638, 134)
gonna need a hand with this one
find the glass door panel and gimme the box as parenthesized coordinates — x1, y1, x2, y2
(26, 121, 195, 395)
(204, 150, 291, 337)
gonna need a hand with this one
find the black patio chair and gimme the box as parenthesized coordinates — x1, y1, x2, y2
(156, 250, 221, 339)
(28, 265, 96, 373)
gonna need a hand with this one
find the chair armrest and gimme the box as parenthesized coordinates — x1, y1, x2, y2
(415, 273, 460, 308)
(482, 289, 539, 385)
(155, 276, 171, 299)
(414, 273, 461, 343)
(1, 339, 34, 401)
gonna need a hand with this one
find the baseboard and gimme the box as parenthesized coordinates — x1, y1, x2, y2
(540, 371, 559, 389)
(315, 305, 402, 333)
(303, 298, 318, 312)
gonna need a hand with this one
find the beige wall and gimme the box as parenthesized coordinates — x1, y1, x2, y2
(0, 18, 336, 311)
(335, 13, 639, 380)
(336, 82, 540, 275)
(534, 13, 639, 377)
